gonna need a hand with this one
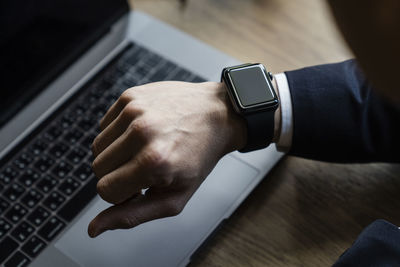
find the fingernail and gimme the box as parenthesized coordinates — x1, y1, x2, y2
(88, 222, 99, 238)
(88, 228, 96, 238)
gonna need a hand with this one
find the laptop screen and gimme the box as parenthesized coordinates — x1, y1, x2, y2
(0, 0, 129, 127)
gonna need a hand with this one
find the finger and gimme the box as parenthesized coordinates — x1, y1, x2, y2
(95, 133, 176, 204)
(92, 109, 134, 158)
(88, 190, 186, 238)
(99, 90, 133, 131)
(95, 153, 157, 204)
(92, 127, 144, 179)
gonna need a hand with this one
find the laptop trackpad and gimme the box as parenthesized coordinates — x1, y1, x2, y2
(54, 155, 259, 267)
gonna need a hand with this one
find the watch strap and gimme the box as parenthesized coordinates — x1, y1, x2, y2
(239, 110, 275, 152)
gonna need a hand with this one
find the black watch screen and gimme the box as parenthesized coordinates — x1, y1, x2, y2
(229, 65, 275, 107)
(222, 64, 278, 114)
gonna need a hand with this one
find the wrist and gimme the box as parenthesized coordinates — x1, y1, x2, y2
(213, 82, 247, 154)
(214, 78, 281, 153)
(272, 77, 282, 143)
(213, 74, 281, 154)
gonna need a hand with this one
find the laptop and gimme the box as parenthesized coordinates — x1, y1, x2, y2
(0, 1, 283, 266)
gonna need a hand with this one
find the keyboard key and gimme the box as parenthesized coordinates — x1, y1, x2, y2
(13, 153, 33, 170)
(34, 155, 55, 172)
(0, 166, 18, 185)
(43, 125, 63, 142)
(107, 66, 126, 83)
(59, 114, 75, 129)
(66, 147, 87, 164)
(125, 46, 148, 66)
(0, 219, 12, 239)
(28, 206, 50, 227)
(4, 251, 30, 267)
(19, 169, 41, 187)
(52, 161, 72, 179)
(4, 183, 25, 202)
(133, 64, 149, 78)
(5, 204, 27, 223)
(149, 62, 177, 82)
(95, 78, 114, 93)
(104, 90, 120, 104)
(71, 102, 87, 117)
(91, 103, 108, 118)
(21, 189, 43, 209)
(78, 115, 97, 131)
(58, 177, 80, 196)
(11, 221, 34, 242)
(36, 175, 58, 194)
(38, 217, 65, 242)
(64, 129, 84, 144)
(44, 192, 65, 211)
(117, 60, 133, 73)
(87, 92, 104, 104)
(74, 163, 92, 181)
(81, 134, 96, 150)
(29, 139, 48, 156)
(49, 142, 69, 158)
(89, 84, 108, 98)
(58, 177, 97, 222)
(0, 236, 18, 263)
(121, 75, 140, 88)
(21, 235, 46, 258)
(0, 198, 10, 215)
(170, 68, 193, 81)
(87, 93, 104, 105)
(191, 76, 206, 83)
(103, 71, 119, 84)
(64, 108, 81, 120)
(144, 53, 163, 69)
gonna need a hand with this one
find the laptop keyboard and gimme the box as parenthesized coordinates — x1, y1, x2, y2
(0, 42, 205, 266)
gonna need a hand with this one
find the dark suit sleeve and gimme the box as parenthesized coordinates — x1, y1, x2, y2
(332, 220, 400, 266)
(285, 59, 400, 163)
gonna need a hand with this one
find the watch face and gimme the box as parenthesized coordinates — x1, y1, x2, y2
(228, 64, 276, 109)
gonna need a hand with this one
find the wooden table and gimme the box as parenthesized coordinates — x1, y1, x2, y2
(131, 0, 400, 266)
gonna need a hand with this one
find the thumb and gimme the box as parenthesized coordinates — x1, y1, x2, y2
(88, 190, 185, 238)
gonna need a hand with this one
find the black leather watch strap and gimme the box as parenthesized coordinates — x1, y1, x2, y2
(239, 110, 275, 152)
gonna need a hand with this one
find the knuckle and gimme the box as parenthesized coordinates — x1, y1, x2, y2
(121, 103, 139, 120)
(91, 159, 100, 177)
(119, 90, 134, 105)
(126, 118, 151, 140)
(142, 146, 167, 168)
(189, 168, 204, 182)
(121, 214, 140, 229)
(164, 200, 184, 217)
(142, 146, 174, 187)
(157, 175, 173, 187)
(96, 179, 113, 203)
(91, 137, 100, 156)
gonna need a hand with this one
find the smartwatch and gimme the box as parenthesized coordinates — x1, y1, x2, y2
(221, 63, 279, 152)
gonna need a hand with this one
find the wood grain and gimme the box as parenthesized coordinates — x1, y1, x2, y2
(130, 0, 400, 266)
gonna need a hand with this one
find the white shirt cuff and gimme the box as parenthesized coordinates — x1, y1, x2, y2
(274, 73, 293, 152)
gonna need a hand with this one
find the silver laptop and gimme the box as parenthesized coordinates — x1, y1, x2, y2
(0, 1, 283, 266)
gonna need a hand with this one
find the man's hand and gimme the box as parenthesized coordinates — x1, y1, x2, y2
(88, 81, 246, 237)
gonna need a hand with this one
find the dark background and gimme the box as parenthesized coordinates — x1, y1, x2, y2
(0, 0, 128, 127)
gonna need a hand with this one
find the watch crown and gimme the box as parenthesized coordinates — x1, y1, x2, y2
(268, 72, 274, 81)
